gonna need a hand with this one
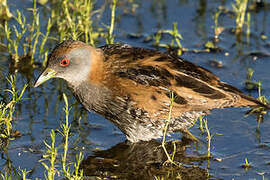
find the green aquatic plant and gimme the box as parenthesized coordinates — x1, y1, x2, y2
(52, 0, 98, 45)
(4, 0, 102, 65)
(39, 17, 53, 67)
(4, 11, 27, 62)
(0, 0, 12, 20)
(41, 94, 83, 180)
(156, 22, 184, 55)
(258, 172, 269, 180)
(161, 91, 184, 167)
(27, 0, 41, 61)
(154, 31, 162, 47)
(0, 75, 27, 139)
(245, 80, 269, 126)
(232, 0, 248, 34)
(199, 116, 204, 133)
(241, 157, 252, 170)
(256, 81, 269, 120)
(213, 10, 224, 41)
(203, 118, 213, 158)
(244, 68, 269, 118)
(161, 91, 176, 165)
(4, 0, 50, 64)
(246, 12, 251, 43)
(245, 68, 257, 90)
(41, 129, 58, 180)
(60, 94, 83, 179)
(0, 75, 28, 180)
(61, 93, 71, 178)
(195, 115, 214, 158)
(19, 169, 31, 180)
(257, 81, 269, 105)
(106, 0, 117, 44)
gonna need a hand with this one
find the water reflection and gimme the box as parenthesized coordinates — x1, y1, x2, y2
(81, 139, 211, 180)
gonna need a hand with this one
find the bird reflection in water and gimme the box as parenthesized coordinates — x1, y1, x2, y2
(80, 139, 211, 180)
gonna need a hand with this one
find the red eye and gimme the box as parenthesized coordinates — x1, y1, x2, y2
(60, 58, 70, 67)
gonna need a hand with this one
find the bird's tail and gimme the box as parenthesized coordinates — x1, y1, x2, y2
(219, 82, 270, 109)
(237, 94, 270, 109)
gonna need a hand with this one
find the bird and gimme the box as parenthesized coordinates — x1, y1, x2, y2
(34, 40, 269, 143)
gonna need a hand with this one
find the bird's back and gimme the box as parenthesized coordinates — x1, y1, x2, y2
(100, 44, 263, 112)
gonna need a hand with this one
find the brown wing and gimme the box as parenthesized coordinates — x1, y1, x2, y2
(100, 44, 265, 120)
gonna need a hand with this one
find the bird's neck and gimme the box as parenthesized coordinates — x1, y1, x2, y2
(69, 81, 110, 113)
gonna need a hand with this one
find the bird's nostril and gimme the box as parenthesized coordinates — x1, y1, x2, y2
(44, 71, 49, 76)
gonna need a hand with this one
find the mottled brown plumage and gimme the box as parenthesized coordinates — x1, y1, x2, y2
(35, 40, 269, 142)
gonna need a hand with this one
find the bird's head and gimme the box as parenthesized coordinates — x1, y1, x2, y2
(35, 40, 99, 87)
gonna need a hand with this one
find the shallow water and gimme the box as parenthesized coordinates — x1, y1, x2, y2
(1, 0, 270, 179)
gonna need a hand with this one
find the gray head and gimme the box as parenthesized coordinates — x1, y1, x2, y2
(35, 40, 98, 87)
